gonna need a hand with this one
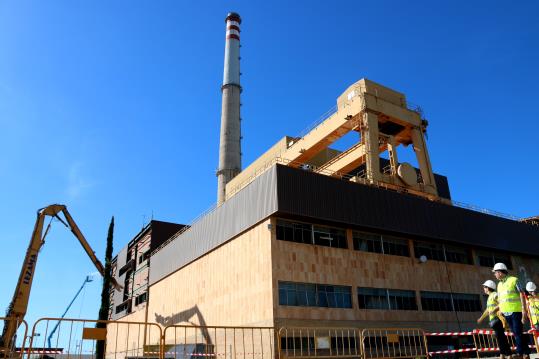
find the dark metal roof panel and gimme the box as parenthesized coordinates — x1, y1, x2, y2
(275, 164, 539, 255)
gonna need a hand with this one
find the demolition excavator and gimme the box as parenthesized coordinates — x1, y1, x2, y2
(0, 204, 121, 355)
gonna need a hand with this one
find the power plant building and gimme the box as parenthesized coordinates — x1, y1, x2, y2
(109, 13, 539, 336)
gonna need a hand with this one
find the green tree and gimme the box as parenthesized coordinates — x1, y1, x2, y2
(96, 216, 114, 359)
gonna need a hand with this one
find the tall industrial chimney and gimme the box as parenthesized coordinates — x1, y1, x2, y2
(217, 12, 242, 205)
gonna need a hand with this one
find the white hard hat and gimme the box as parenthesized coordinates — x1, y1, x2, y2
(492, 263, 508, 272)
(483, 280, 497, 290)
(526, 282, 537, 292)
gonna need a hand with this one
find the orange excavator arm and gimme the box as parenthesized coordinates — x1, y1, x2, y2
(0, 204, 121, 352)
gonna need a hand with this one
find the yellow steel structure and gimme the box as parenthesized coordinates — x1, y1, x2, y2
(0, 204, 121, 353)
(280, 79, 438, 199)
(225, 79, 441, 202)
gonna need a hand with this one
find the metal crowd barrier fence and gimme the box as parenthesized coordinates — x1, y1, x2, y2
(277, 327, 362, 359)
(361, 328, 428, 359)
(473, 329, 536, 356)
(28, 317, 163, 359)
(0, 316, 29, 359)
(426, 329, 538, 358)
(163, 325, 275, 359)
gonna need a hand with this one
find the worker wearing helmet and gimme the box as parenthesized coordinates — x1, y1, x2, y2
(477, 280, 511, 358)
(493, 262, 530, 358)
(526, 282, 539, 330)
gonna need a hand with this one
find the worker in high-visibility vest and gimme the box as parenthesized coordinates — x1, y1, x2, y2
(526, 282, 539, 330)
(493, 262, 530, 358)
(477, 280, 511, 358)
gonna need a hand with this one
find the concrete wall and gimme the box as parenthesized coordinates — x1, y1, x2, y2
(147, 219, 274, 328)
(270, 218, 539, 332)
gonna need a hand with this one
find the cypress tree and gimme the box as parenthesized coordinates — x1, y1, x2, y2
(96, 216, 114, 359)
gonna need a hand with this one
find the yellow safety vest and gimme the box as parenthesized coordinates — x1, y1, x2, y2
(529, 297, 539, 325)
(497, 276, 521, 313)
(487, 292, 498, 321)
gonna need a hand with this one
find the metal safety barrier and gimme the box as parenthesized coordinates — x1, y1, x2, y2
(361, 328, 428, 359)
(0, 317, 29, 359)
(163, 325, 275, 359)
(28, 317, 163, 359)
(473, 329, 536, 356)
(425, 329, 538, 358)
(277, 327, 362, 359)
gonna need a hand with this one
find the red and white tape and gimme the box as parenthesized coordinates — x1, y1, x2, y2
(429, 348, 476, 355)
(426, 331, 474, 336)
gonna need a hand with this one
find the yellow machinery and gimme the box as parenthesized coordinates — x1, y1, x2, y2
(0, 204, 121, 353)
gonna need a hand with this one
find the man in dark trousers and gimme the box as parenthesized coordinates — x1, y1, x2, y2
(493, 262, 530, 359)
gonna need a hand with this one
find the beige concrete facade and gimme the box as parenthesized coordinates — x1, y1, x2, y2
(116, 215, 539, 334)
(146, 219, 274, 328)
(269, 218, 539, 331)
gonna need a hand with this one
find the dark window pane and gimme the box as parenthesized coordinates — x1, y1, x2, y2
(313, 226, 347, 249)
(358, 288, 389, 309)
(477, 250, 512, 270)
(279, 289, 287, 305)
(388, 289, 418, 310)
(478, 254, 495, 268)
(276, 219, 312, 244)
(353, 232, 382, 253)
(414, 241, 445, 261)
(452, 293, 481, 312)
(444, 244, 471, 264)
(421, 291, 453, 311)
(279, 281, 351, 309)
(382, 236, 410, 257)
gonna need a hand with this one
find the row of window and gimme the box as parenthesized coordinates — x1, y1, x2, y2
(276, 220, 348, 248)
(276, 219, 513, 269)
(279, 281, 482, 312)
(279, 282, 352, 308)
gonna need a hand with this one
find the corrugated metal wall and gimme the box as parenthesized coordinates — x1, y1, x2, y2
(149, 166, 279, 285)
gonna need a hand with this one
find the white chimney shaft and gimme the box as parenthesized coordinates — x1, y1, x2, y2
(217, 12, 242, 205)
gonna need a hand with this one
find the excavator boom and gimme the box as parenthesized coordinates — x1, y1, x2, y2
(0, 204, 120, 353)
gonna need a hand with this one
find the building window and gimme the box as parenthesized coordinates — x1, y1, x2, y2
(276, 219, 347, 249)
(278, 281, 352, 308)
(358, 288, 389, 309)
(452, 293, 481, 312)
(388, 289, 418, 310)
(358, 288, 417, 310)
(476, 250, 512, 270)
(353, 232, 382, 253)
(135, 292, 147, 306)
(414, 241, 471, 264)
(420, 291, 453, 311)
(115, 300, 130, 314)
(414, 241, 445, 261)
(313, 226, 347, 248)
(276, 220, 312, 244)
(420, 291, 481, 312)
(353, 232, 409, 257)
(444, 244, 472, 264)
(382, 236, 410, 257)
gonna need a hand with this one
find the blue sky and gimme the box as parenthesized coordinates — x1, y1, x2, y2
(1, 0, 538, 334)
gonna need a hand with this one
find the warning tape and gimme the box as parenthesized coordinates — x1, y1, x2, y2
(428, 348, 476, 355)
(164, 353, 265, 356)
(26, 350, 63, 354)
(426, 331, 474, 336)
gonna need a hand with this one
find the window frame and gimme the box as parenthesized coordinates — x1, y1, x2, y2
(278, 281, 352, 309)
(358, 287, 418, 311)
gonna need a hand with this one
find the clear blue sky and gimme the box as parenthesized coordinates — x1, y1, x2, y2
(1, 0, 538, 334)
